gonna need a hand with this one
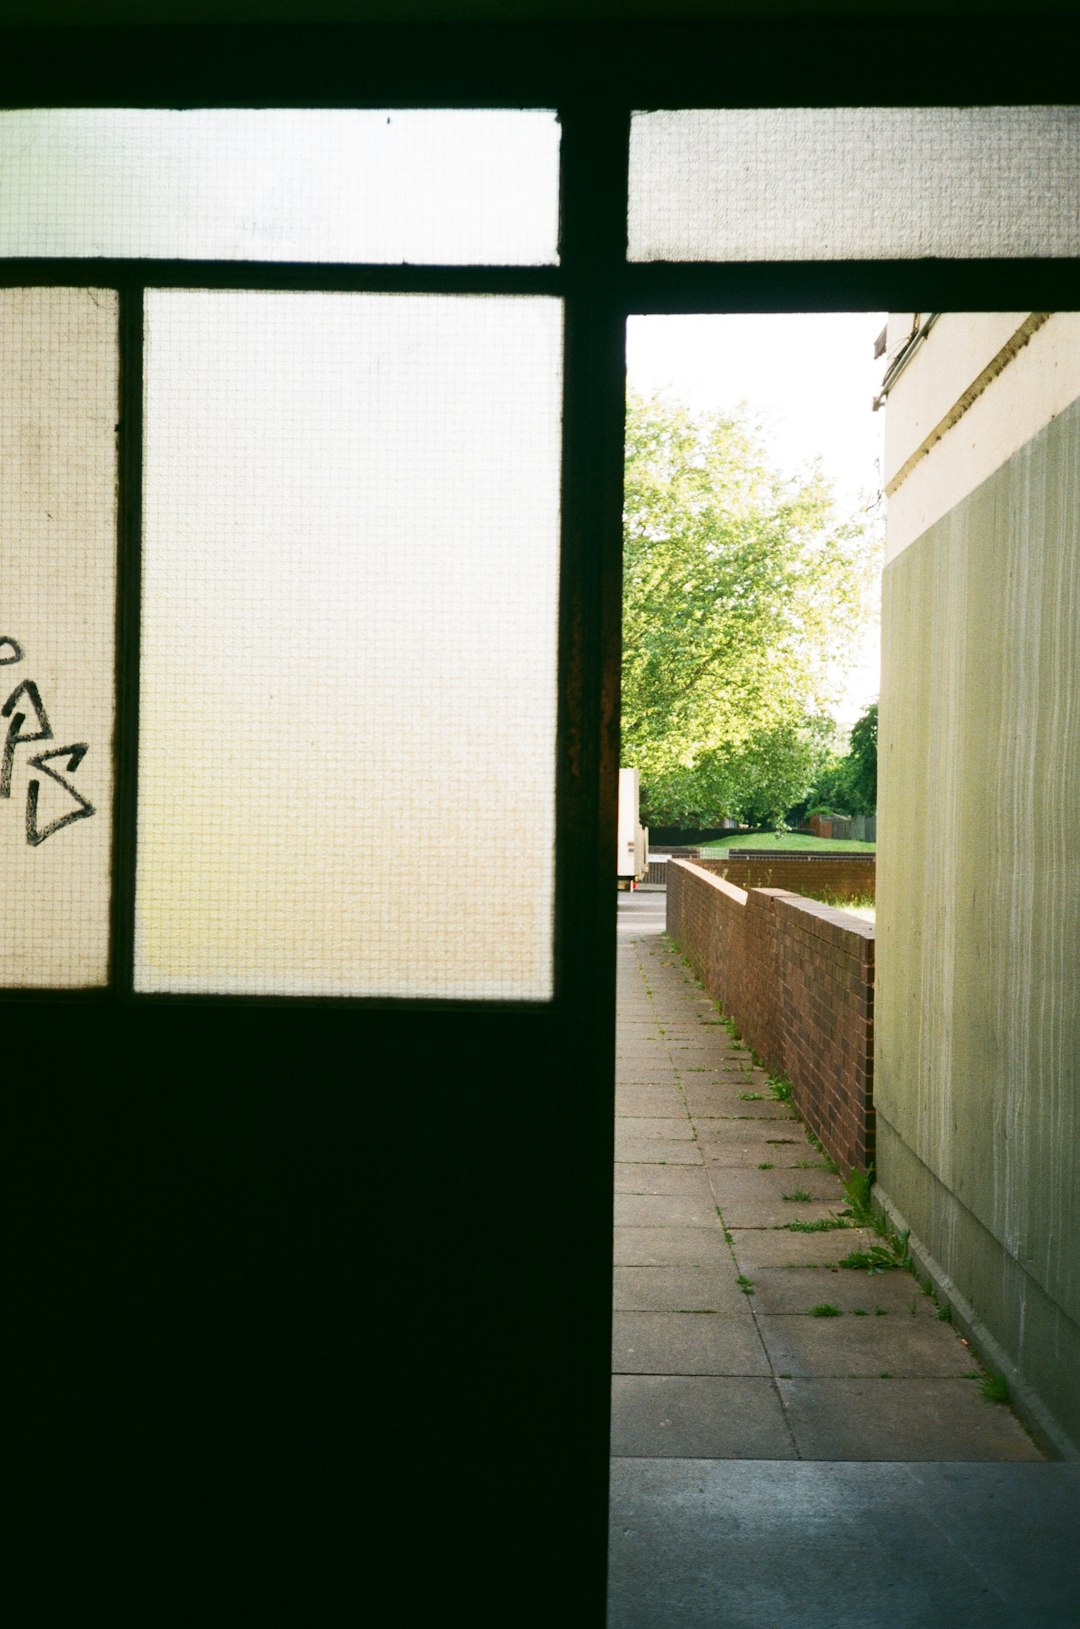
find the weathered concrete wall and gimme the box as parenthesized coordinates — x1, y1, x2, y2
(883, 312, 1080, 563)
(668, 860, 875, 1176)
(877, 393, 1080, 1454)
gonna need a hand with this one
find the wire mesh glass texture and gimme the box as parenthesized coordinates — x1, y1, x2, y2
(136, 291, 561, 999)
(628, 107, 1080, 262)
(0, 288, 117, 987)
(0, 109, 561, 266)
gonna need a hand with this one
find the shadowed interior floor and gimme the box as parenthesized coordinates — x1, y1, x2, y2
(609, 1459, 1080, 1629)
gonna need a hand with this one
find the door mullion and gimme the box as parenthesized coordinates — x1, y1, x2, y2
(110, 282, 144, 995)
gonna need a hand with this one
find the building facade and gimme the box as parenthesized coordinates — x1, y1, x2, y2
(878, 311, 1080, 1453)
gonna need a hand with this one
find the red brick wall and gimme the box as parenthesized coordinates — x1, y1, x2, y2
(667, 860, 875, 1177)
(699, 853, 875, 904)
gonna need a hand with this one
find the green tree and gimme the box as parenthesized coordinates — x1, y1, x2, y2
(844, 701, 878, 813)
(622, 391, 874, 827)
(794, 701, 878, 820)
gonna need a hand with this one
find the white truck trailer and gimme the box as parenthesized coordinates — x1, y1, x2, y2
(617, 767, 649, 889)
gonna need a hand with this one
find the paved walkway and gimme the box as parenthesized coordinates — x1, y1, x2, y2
(609, 892, 1079, 1628)
(613, 892, 1043, 1460)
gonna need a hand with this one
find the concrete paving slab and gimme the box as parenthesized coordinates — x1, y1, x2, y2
(680, 1088, 781, 1114)
(608, 1461, 1080, 1629)
(680, 1062, 755, 1075)
(705, 1165, 843, 1209)
(613, 1266, 749, 1313)
(757, 1313, 976, 1377)
(614, 1067, 679, 1085)
(720, 1199, 851, 1232)
(678, 1047, 754, 1060)
(614, 1117, 696, 1141)
(613, 1165, 716, 1198)
(667, 1048, 731, 1060)
(778, 1378, 1047, 1460)
(680, 1088, 764, 1108)
(746, 1267, 942, 1316)
(614, 1192, 720, 1229)
(677, 1062, 768, 1088)
(679, 1069, 759, 1091)
(615, 1138, 703, 1166)
(696, 1119, 803, 1148)
(611, 1377, 795, 1458)
(613, 1311, 767, 1376)
(613, 1227, 731, 1267)
(614, 1087, 688, 1117)
(687, 1098, 797, 1121)
(716, 1193, 850, 1228)
(699, 1139, 819, 1169)
(727, 1227, 874, 1271)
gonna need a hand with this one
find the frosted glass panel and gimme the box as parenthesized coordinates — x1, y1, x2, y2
(137, 291, 561, 999)
(0, 109, 560, 266)
(629, 107, 1080, 261)
(0, 289, 117, 987)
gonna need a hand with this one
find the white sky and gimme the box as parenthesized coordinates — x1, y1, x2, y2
(626, 313, 886, 724)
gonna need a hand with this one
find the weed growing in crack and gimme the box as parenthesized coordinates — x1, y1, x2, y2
(979, 1371, 1010, 1404)
(715, 1011, 742, 1043)
(839, 1233, 911, 1273)
(838, 1246, 894, 1273)
(810, 1303, 842, 1317)
(783, 1217, 852, 1233)
(736, 1274, 755, 1295)
(839, 1165, 875, 1227)
(783, 1189, 813, 1203)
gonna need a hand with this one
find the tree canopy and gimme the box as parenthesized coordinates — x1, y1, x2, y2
(796, 700, 879, 820)
(621, 391, 876, 827)
(844, 701, 878, 813)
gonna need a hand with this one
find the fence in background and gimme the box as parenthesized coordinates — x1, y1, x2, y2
(807, 813, 877, 841)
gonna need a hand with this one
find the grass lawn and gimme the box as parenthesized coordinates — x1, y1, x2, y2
(698, 832, 876, 854)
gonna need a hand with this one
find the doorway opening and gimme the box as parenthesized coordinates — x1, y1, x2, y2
(613, 310, 884, 1457)
(608, 311, 1061, 1624)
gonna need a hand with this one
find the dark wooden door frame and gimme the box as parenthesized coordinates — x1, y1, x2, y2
(6, 21, 1077, 1623)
